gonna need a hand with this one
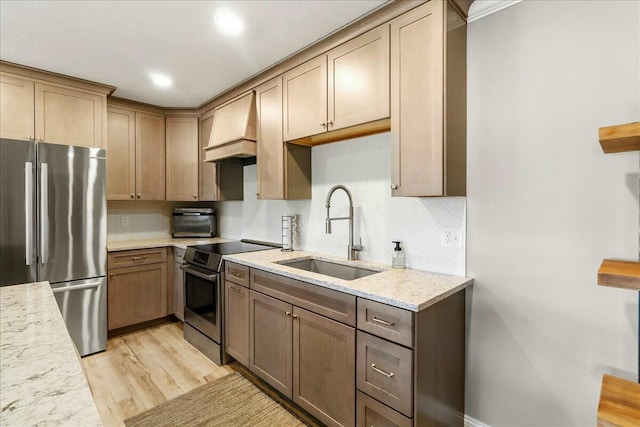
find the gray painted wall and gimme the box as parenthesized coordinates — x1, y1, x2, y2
(466, 1, 639, 425)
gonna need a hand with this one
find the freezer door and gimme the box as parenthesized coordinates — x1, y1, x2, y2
(37, 143, 106, 282)
(51, 276, 107, 356)
(0, 139, 37, 286)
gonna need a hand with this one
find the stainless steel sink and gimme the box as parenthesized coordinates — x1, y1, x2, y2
(277, 258, 381, 281)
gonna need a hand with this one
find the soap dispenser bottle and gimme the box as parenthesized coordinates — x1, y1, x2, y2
(392, 241, 405, 269)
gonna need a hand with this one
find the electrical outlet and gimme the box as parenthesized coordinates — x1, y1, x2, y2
(121, 216, 129, 228)
(441, 227, 462, 248)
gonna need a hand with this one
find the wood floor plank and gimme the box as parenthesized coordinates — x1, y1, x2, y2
(82, 321, 233, 427)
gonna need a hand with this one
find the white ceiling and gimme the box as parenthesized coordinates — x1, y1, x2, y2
(0, 0, 388, 107)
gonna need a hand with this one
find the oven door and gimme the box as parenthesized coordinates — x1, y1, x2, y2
(182, 264, 221, 343)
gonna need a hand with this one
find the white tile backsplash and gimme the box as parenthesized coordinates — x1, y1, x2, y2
(216, 132, 466, 275)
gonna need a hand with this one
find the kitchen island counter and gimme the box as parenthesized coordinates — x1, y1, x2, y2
(0, 281, 102, 426)
(224, 249, 473, 312)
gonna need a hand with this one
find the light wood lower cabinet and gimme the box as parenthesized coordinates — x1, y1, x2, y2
(293, 306, 355, 427)
(245, 268, 356, 427)
(249, 290, 293, 397)
(234, 266, 466, 427)
(107, 248, 168, 330)
(225, 281, 250, 366)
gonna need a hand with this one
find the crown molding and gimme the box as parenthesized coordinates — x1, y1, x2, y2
(467, 0, 522, 23)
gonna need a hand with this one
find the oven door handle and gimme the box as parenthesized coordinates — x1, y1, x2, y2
(181, 265, 217, 281)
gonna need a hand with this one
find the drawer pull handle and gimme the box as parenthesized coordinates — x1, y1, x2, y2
(371, 364, 394, 378)
(231, 286, 242, 293)
(371, 316, 394, 326)
(232, 272, 242, 278)
(131, 256, 146, 261)
(285, 311, 291, 316)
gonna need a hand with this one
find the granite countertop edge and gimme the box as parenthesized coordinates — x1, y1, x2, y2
(107, 236, 230, 251)
(223, 249, 473, 312)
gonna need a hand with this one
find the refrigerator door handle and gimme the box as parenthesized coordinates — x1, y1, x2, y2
(52, 281, 101, 293)
(40, 162, 48, 264)
(25, 162, 33, 266)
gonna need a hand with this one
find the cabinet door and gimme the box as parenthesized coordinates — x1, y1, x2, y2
(135, 111, 165, 200)
(107, 262, 168, 330)
(328, 25, 390, 132)
(293, 307, 356, 427)
(225, 281, 250, 366)
(256, 76, 284, 199)
(166, 116, 198, 201)
(249, 290, 293, 398)
(0, 73, 34, 141)
(199, 109, 218, 201)
(390, 0, 444, 197)
(106, 106, 136, 200)
(283, 56, 327, 141)
(34, 82, 105, 148)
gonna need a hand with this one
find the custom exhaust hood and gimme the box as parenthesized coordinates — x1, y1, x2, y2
(204, 90, 257, 163)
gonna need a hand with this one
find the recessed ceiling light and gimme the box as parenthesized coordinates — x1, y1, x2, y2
(150, 74, 172, 88)
(214, 8, 244, 37)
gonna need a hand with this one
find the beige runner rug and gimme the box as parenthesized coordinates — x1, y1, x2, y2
(124, 372, 307, 427)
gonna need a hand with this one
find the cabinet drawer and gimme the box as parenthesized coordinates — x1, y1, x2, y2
(357, 298, 413, 347)
(108, 248, 167, 268)
(251, 268, 356, 326)
(225, 261, 249, 287)
(357, 331, 413, 417)
(356, 391, 412, 427)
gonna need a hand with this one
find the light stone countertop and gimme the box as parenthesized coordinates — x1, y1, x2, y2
(223, 249, 473, 312)
(107, 236, 230, 252)
(0, 281, 102, 426)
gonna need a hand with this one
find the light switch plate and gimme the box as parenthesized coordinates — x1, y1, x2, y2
(121, 216, 129, 228)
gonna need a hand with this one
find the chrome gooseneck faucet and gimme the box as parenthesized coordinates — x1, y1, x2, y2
(325, 185, 362, 260)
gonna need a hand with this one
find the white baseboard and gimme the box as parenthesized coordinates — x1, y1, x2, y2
(465, 414, 492, 427)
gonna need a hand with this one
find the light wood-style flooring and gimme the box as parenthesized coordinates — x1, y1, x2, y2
(82, 321, 233, 427)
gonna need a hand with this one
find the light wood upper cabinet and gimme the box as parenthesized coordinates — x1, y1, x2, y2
(256, 76, 311, 200)
(0, 73, 34, 141)
(135, 112, 165, 200)
(106, 107, 165, 201)
(0, 70, 108, 147)
(199, 109, 218, 201)
(35, 83, 105, 148)
(283, 25, 389, 142)
(166, 116, 198, 201)
(390, 1, 466, 197)
(199, 108, 244, 201)
(283, 56, 328, 141)
(106, 106, 136, 200)
(328, 24, 389, 132)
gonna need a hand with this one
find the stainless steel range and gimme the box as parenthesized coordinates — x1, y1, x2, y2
(181, 240, 278, 365)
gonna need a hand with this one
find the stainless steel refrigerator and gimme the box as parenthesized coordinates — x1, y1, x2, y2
(0, 138, 107, 356)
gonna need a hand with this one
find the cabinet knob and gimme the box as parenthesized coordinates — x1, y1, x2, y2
(391, 184, 398, 190)
(37, 137, 43, 142)
(27, 134, 33, 141)
(193, 195, 197, 199)
(130, 193, 135, 199)
(327, 120, 334, 126)
(137, 193, 141, 199)
(320, 122, 326, 127)
(109, 273, 114, 277)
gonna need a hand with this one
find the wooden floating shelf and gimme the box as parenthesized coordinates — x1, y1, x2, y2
(598, 259, 640, 291)
(599, 122, 640, 153)
(598, 374, 640, 427)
